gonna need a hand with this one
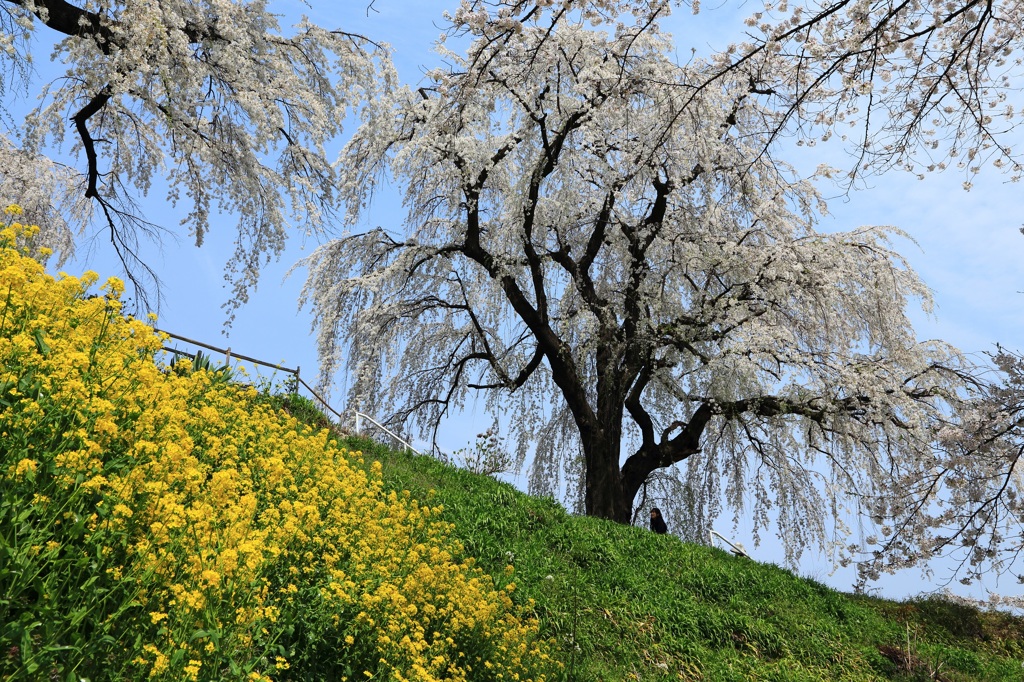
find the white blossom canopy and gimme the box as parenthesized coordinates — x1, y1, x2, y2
(459, 0, 1024, 185)
(0, 0, 392, 308)
(301, 1, 972, 567)
(866, 349, 1024, 600)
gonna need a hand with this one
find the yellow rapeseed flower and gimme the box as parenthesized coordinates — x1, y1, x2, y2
(13, 458, 37, 477)
(0, 225, 556, 682)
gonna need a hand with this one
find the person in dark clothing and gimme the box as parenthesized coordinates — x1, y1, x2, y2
(649, 507, 668, 534)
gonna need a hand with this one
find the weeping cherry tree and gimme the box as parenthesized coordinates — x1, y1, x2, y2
(301, 2, 971, 565)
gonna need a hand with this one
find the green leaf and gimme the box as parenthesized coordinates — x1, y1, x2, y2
(32, 328, 49, 356)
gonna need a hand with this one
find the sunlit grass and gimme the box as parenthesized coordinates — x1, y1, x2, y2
(357, 442, 1024, 681)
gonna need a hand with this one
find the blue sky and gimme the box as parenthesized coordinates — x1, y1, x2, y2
(39, 1, 1024, 602)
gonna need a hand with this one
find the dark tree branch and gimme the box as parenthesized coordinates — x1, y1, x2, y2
(71, 88, 111, 199)
(6, 0, 116, 51)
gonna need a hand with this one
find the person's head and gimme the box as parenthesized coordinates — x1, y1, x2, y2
(650, 507, 662, 519)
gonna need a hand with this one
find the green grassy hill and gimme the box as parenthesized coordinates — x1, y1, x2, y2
(2, 222, 1021, 681)
(335, 430, 1024, 682)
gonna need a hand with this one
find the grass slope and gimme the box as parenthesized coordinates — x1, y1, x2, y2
(330, 432, 1024, 682)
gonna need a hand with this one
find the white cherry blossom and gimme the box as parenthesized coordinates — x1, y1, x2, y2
(0, 0, 392, 307)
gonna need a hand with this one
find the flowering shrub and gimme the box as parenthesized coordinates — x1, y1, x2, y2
(0, 210, 556, 681)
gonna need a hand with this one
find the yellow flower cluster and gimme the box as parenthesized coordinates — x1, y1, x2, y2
(0, 214, 556, 681)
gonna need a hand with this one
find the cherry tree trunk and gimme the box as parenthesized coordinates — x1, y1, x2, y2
(581, 421, 632, 524)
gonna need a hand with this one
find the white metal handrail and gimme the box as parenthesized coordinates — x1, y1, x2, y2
(157, 329, 424, 455)
(354, 410, 421, 455)
(709, 529, 750, 559)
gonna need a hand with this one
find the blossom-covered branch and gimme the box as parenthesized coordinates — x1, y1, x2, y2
(0, 0, 393, 308)
(452, 0, 1024, 185)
